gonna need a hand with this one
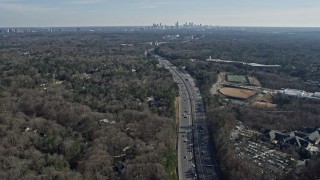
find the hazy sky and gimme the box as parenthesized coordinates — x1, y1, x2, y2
(0, 0, 319, 27)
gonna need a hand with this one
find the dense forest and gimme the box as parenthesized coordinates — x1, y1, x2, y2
(157, 29, 320, 84)
(2, 28, 320, 180)
(0, 32, 178, 179)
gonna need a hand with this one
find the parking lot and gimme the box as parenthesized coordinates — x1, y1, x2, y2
(231, 121, 295, 176)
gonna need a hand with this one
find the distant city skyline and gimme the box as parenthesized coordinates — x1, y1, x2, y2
(0, 0, 319, 27)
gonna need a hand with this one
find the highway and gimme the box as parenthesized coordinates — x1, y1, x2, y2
(152, 52, 219, 180)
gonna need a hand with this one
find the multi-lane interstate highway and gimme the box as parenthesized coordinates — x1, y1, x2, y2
(152, 52, 219, 180)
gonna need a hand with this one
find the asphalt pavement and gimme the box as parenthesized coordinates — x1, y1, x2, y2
(152, 53, 219, 180)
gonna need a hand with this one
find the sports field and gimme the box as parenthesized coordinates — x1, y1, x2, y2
(226, 74, 249, 84)
(219, 87, 256, 99)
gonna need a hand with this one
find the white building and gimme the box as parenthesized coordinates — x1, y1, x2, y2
(313, 92, 320, 98)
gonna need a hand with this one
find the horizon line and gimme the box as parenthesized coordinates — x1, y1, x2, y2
(1, 25, 320, 29)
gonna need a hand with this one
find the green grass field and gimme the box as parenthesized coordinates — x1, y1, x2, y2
(227, 74, 249, 84)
